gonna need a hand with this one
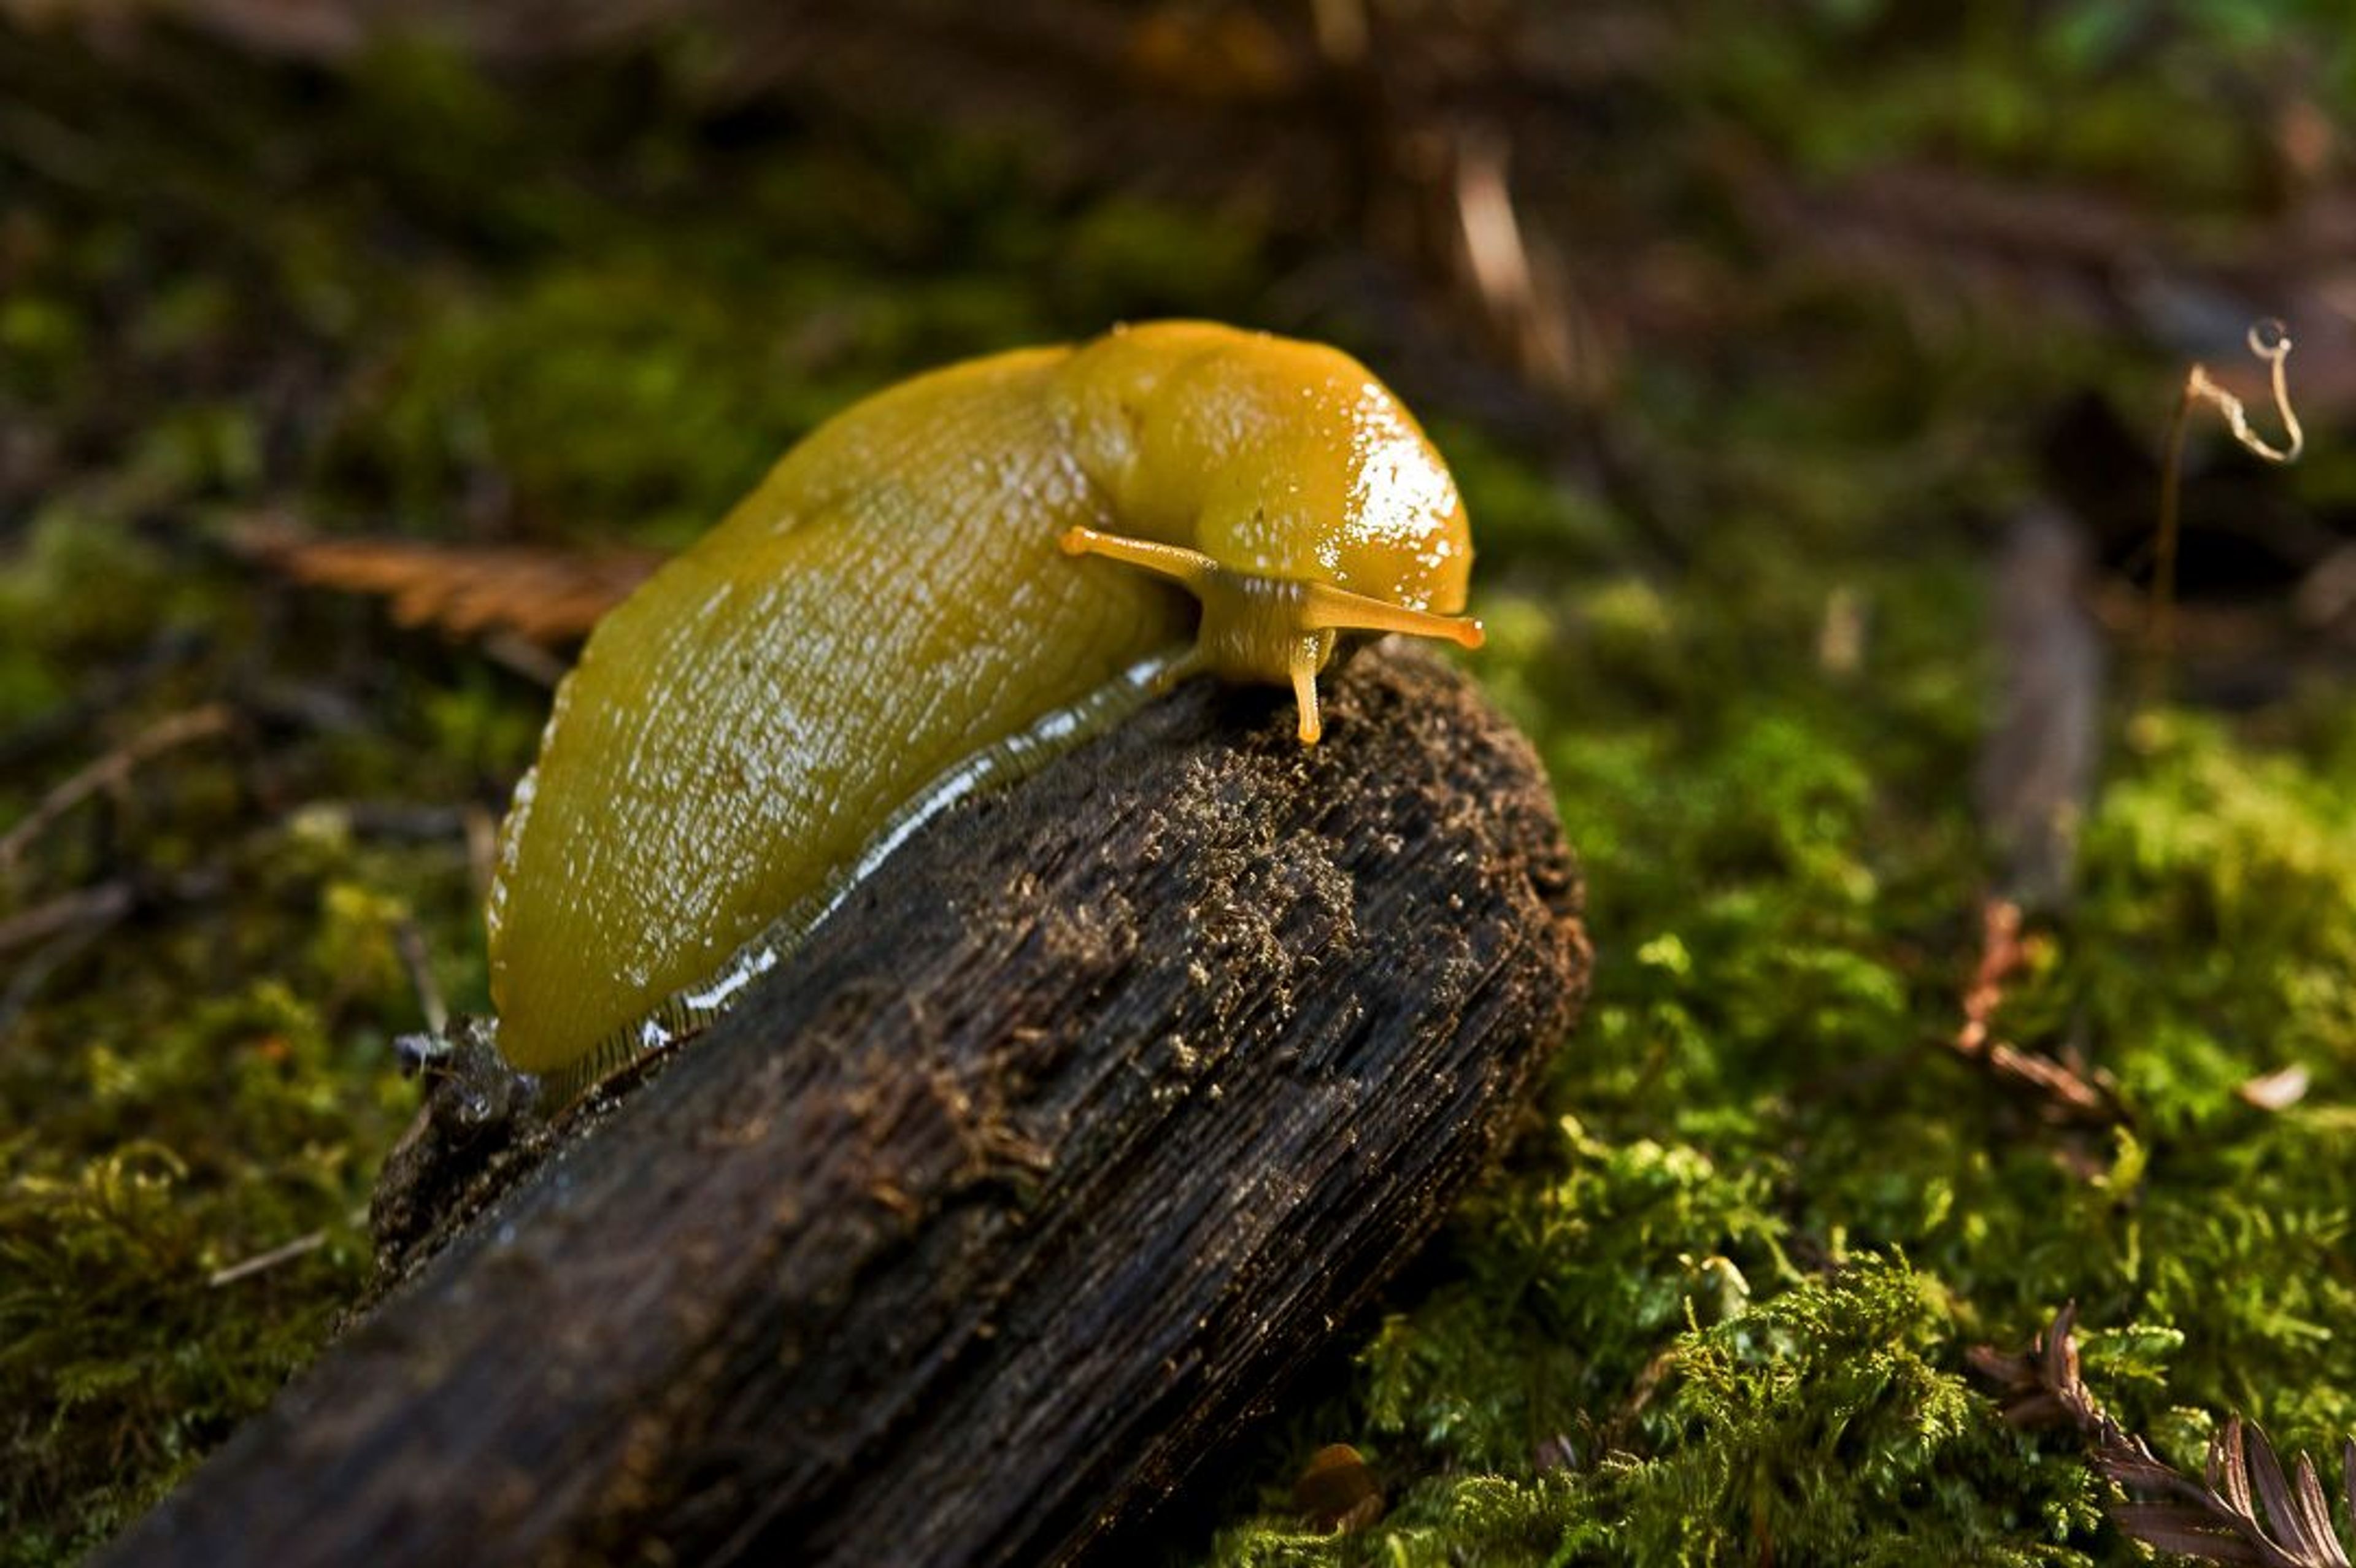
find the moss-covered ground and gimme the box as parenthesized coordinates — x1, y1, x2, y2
(6, 6, 2356, 1563)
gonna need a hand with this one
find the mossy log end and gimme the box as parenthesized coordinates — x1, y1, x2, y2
(99, 644, 1589, 1568)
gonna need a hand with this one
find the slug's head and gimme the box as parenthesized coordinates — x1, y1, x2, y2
(1058, 323, 1482, 744)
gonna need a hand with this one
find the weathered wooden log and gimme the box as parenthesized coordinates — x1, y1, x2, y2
(98, 643, 1588, 1568)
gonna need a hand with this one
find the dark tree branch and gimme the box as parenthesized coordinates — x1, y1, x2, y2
(98, 643, 1587, 1568)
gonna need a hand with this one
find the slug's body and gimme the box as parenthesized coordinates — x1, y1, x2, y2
(489, 322, 1479, 1079)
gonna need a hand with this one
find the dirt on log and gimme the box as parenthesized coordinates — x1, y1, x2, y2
(98, 642, 1589, 1568)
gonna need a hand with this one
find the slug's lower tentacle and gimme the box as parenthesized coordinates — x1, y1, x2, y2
(1290, 640, 1324, 745)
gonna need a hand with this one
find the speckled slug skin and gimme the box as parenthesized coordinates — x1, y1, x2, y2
(487, 322, 1476, 1077)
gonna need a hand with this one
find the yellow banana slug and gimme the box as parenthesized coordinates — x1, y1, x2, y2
(487, 321, 1482, 1082)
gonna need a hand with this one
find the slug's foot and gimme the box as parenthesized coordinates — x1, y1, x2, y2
(1149, 647, 1209, 696)
(1061, 524, 1482, 747)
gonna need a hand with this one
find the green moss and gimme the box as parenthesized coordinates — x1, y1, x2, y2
(0, 978, 391, 1562)
(0, 511, 182, 660)
(1677, 0, 2354, 203)
(1583, 1257, 2104, 1564)
(1212, 1262, 2106, 1566)
(1358, 1120, 1796, 1469)
(11, 4, 2356, 1563)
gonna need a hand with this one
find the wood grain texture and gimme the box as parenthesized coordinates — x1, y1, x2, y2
(98, 642, 1588, 1568)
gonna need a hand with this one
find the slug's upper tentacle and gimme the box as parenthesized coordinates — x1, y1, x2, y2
(1056, 525, 1218, 593)
(1296, 578, 1486, 647)
(1061, 523, 1482, 745)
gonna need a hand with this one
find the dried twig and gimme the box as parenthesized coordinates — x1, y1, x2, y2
(1944, 897, 2119, 1125)
(207, 1231, 329, 1289)
(1449, 125, 1599, 404)
(477, 631, 571, 688)
(1972, 1305, 2356, 1567)
(393, 919, 448, 1039)
(0, 870, 223, 1040)
(0, 704, 238, 878)
(0, 905, 124, 1044)
(0, 880, 137, 958)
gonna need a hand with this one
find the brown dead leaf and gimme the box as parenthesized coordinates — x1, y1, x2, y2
(236, 525, 663, 647)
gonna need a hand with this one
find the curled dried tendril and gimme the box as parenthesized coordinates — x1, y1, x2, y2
(2183, 318, 2304, 466)
(2147, 318, 2306, 698)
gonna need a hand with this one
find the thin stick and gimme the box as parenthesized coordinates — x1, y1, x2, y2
(0, 704, 237, 877)
(1944, 896, 2115, 1124)
(395, 919, 448, 1038)
(207, 1231, 329, 1289)
(0, 880, 136, 957)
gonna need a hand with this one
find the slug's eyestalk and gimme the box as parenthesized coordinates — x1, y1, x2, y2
(1060, 524, 1485, 745)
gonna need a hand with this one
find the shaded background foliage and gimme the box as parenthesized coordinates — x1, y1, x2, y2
(6, 1, 2356, 1562)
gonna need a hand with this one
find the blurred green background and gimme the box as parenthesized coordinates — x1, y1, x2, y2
(7, 2, 2356, 1562)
